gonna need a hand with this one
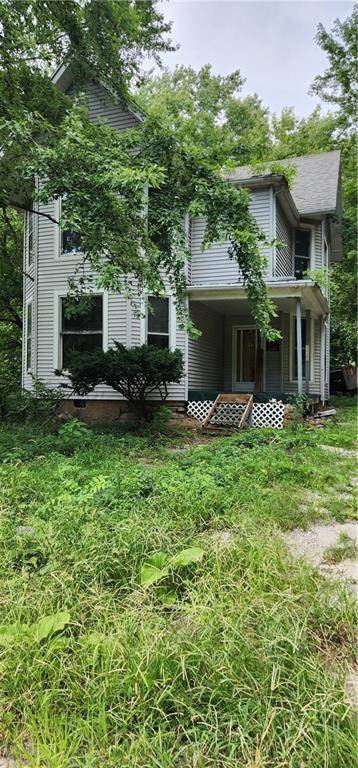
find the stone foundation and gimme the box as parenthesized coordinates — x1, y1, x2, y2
(60, 399, 185, 424)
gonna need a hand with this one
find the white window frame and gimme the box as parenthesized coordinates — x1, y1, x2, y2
(232, 325, 258, 392)
(140, 294, 177, 351)
(53, 289, 108, 371)
(292, 223, 315, 278)
(25, 298, 33, 373)
(55, 197, 83, 260)
(289, 313, 314, 384)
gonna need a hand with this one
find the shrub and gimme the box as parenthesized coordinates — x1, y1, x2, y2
(0, 377, 65, 423)
(57, 343, 184, 420)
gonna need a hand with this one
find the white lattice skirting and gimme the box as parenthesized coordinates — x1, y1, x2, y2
(187, 399, 285, 429)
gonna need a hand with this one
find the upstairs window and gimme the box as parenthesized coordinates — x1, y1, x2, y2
(61, 295, 103, 369)
(59, 195, 82, 255)
(147, 296, 169, 349)
(294, 229, 311, 279)
(62, 229, 82, 255)
(27, 210, 34, 266)
(26, 301, 33, 372)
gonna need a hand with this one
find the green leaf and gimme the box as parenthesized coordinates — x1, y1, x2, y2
(158, 587, 177, 605)
(147, 551, 169, 570)
(32, 611, 71, 643)
(0, 625, 21, 647)
(170, 547, 204, 569)
(140, 562, 169, 587)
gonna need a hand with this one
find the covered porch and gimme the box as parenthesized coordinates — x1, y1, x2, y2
(187, 280, 329, 404)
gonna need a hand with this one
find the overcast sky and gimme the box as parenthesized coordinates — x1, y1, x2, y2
(153, 0, 354, 117)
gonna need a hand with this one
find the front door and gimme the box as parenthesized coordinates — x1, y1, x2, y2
(232, 326, 258, 392)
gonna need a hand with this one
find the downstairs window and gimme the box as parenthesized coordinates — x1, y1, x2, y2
(61, 295, 103, 369)
(147, 296, 169, 349)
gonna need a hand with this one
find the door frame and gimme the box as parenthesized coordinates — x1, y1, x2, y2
(232, 325, 258, 392)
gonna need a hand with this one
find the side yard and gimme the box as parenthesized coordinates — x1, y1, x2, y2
(0, 398, 356, 767)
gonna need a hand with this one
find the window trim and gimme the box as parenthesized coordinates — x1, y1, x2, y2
(232, 324, 258, 390)
(55, 197, 83, 259)
(26, 209, 35, 268)
(292, 224, 315, 279)
(140, 294, 176, 351)
(289, 313, 315, 384)
(53, 289, 108, 371)
(25, 298, 33, 374)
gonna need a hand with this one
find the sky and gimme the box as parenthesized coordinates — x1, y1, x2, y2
(152, 0, 354, 117)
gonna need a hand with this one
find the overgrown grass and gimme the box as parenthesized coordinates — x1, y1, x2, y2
(0, 399, 356, 766)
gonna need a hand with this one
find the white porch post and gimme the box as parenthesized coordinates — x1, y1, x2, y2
(305, 309, 311, 392)
(296, 299, 303, 395)
(320, 316, 326, 404)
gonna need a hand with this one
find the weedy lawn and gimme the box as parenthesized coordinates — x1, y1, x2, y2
(0, 398, 356, 767)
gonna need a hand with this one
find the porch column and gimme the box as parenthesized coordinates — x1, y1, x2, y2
(305, 310, 311, 393)
(320, 316, 326, 404)
(296, 299, 303, 394)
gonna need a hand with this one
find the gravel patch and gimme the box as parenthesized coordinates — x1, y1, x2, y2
(319, 445, 358, 459)
(284, 521, 357, 571)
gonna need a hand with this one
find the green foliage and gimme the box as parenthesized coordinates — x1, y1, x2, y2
(311, 4, 358, 134)
(0, 377, 65, 423)
(58, 342, 184, 418)
(0, 400, 356, 764)
(0, 3, 279, 342)
(0, 611, 71, 647)
(138, 64, 270, 167)
(140, 546, 204, 603)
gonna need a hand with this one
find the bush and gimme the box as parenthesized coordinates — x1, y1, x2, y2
(0, 377, 65, 423)
(57, 343, 184, 420)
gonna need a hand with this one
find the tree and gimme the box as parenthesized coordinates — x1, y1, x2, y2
(310, 5, 357, 367)
(57, 343, 184, 420)
(137, 64, 271, 167)
(0, 1, 279, 360)
(311, 4, 358, 134)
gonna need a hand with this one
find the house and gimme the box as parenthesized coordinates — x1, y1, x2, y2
(22, 66, 342, 420)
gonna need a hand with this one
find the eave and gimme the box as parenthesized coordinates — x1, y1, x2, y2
(187, 279, 329, 317)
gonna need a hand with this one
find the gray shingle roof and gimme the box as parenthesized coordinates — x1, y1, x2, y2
(226, 150, 341, 216)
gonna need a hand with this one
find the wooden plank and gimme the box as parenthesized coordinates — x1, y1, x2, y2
(238, 394, 253, 429)
(202, 393, 253, 428)
(219, 393, 250, 404)
(202, 393, 222, 427)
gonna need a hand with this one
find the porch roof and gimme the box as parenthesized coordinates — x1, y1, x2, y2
(187, 279, 329, 317)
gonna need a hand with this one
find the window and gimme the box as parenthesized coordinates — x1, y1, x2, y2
(27, 210, 34, 266)
(147, 296, 169, 348)
(235, 327, 257, 383)
(62, 229, 82, 255)
(294, 229, 311, 279)
(61, 295, 103, 369)
(59, 195, 82, 255)
(26, 301, 33, 372)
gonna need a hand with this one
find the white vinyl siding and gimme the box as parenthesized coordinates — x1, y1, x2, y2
(190, 188, 272, 286)
(25, 300, 33, 372)
(275, 202, 292, 277)
(28, 80, 185, 401)
(188, 302, 224, 391)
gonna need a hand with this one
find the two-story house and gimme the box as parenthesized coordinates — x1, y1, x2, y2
(22, 65, 342, 420)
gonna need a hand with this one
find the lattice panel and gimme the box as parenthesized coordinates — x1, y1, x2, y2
(211, 403, 246, 425)
(251, 401, 284, 429)
(187, 400, 214, 423)
(187, 399, 284, 429)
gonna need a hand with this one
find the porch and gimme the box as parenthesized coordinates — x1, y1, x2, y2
(187, 280, 329, 404)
